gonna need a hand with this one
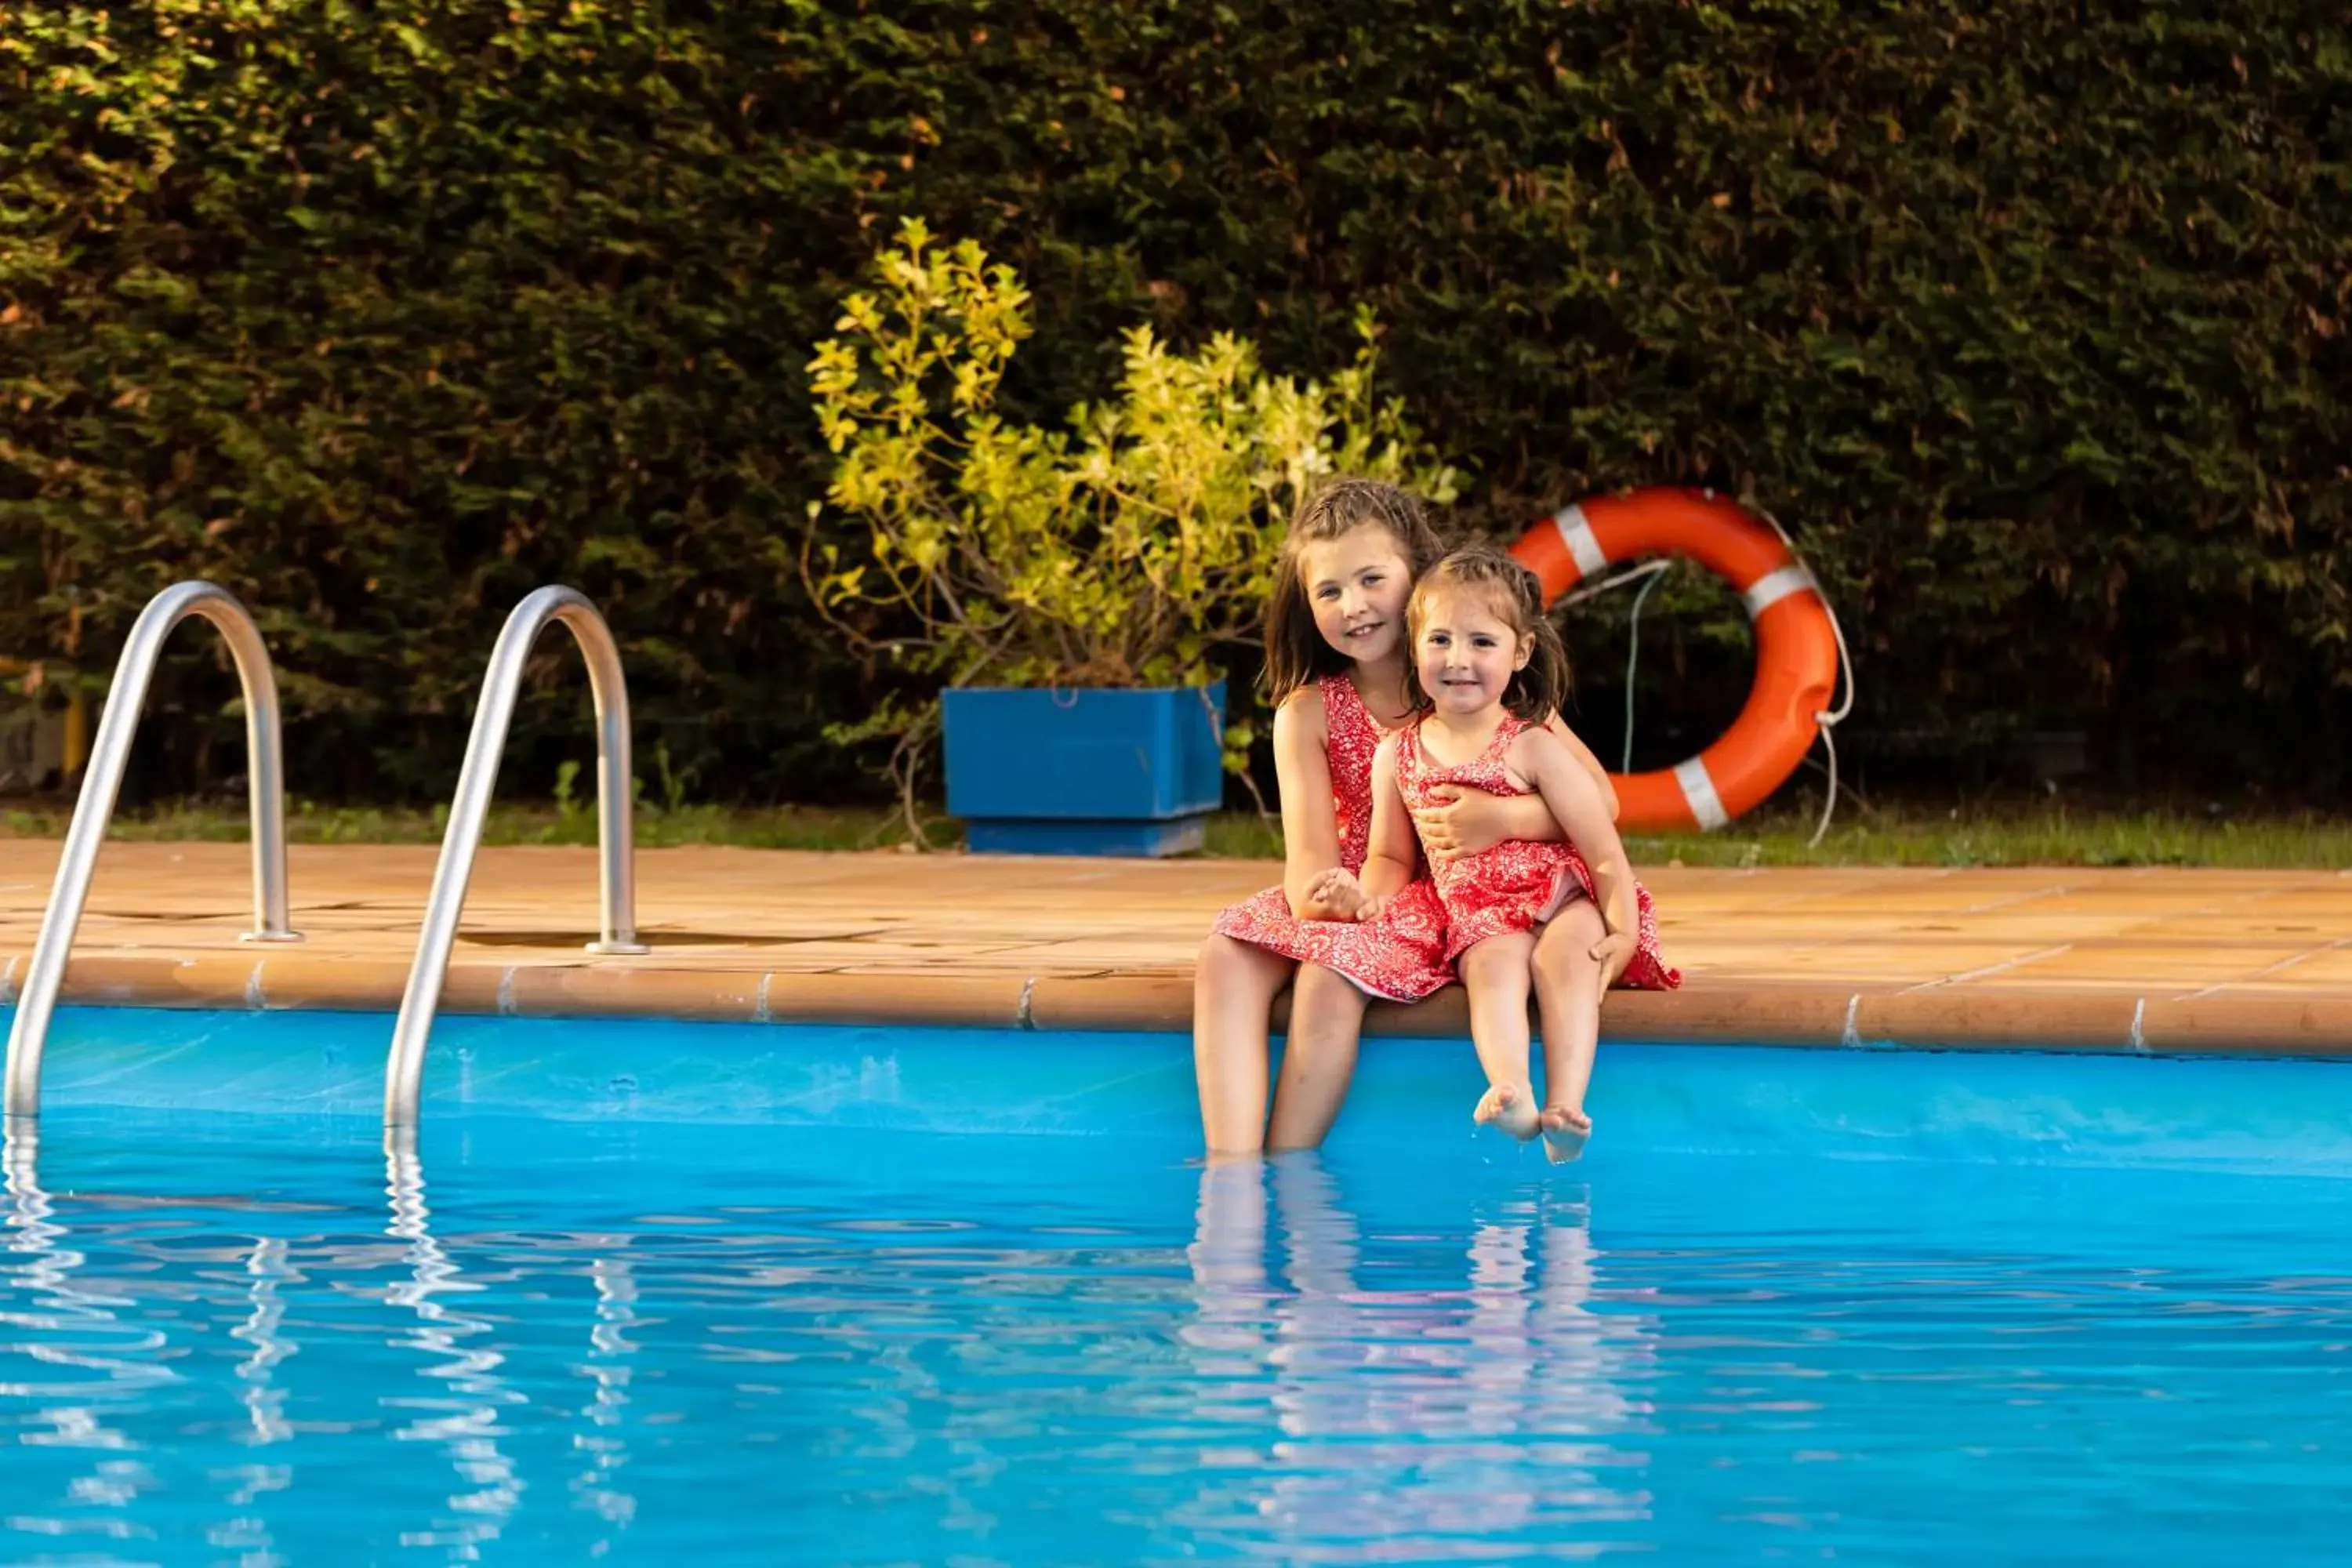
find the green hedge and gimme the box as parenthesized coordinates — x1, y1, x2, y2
(4, 1, 2347, 804)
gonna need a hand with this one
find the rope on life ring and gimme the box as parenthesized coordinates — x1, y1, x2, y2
(1508, 487, 1849, 834)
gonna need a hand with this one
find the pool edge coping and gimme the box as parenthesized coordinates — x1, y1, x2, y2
(13, 950, 2352, 1060)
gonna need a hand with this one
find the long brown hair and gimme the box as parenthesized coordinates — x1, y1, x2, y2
(1406, 545, 1570, 723)
(1261, 478, 1446, 707)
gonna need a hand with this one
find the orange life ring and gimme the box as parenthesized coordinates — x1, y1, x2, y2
(1508, 487, 1842, 832)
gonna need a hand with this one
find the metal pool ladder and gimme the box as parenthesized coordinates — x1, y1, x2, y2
(4, 582, 303, 1120)
(383, 586, 648, 1131)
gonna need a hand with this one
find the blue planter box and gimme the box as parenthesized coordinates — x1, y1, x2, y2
(942, 683, 1226, 856)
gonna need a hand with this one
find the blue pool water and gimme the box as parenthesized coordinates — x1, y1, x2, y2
(8, 1010, 2352, 1564)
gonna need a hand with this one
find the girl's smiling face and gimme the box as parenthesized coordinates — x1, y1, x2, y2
(1298, 525, 1414, 666)
(1413, 583, 1532, 717)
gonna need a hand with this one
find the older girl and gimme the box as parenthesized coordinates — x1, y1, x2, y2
(1195, 485, 1615, 1156)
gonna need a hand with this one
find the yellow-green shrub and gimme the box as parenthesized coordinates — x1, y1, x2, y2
(806, 220, 1456, 789)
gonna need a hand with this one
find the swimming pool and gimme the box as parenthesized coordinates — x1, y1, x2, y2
(8, 1008, 2352, 1563)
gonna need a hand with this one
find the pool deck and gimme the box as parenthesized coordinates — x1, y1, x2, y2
(1, 840, 2348, 1054)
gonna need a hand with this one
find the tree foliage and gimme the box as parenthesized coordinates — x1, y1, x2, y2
(3, 1, 2346, 802)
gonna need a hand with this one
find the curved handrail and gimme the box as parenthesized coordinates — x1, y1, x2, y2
(4, 582, 300, 1120)
(383, 586, 648, 1128)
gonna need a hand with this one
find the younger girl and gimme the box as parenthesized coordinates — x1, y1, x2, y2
(1195, 482, 1615, 1156)
(1337, 546, 1679, 1163)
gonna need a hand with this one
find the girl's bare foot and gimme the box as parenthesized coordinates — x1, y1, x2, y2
(1473, 1083, 1541, 1142)
(1539, 1105, 1592, 1165)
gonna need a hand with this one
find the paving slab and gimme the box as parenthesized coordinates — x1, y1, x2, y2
(0, 842, 2347, 1054)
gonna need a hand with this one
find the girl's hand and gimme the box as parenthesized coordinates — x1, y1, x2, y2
(1413, 784, 1512, 863)
(1304, 867, 1370, 920)
(1589, 930, 1636, 989)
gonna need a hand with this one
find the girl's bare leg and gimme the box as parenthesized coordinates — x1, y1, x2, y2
(1265, 964, 1371, 1152)
(1194, 935, 1294, 1156)
(1460, 931, 1541, 1142)
(1533, 899, 1608, 1163)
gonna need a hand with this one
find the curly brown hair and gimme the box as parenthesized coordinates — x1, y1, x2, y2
(1260, 477, 1446, 708)
(1405, 544, 1570, 723)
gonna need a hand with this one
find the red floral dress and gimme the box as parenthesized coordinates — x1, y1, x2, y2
(1394, 714, 1681, 987)
(1210, 676, 1454, 1002)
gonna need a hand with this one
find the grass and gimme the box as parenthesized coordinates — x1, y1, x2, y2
(0, 799, 934, 852)
(3, 794, 2349, 869)
(1640, 804, 2352, 870)
(1210, 801, 2352, 868)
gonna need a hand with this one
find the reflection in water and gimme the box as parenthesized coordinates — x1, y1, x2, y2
(571, 1250, 640, 1538)
(1186, 1156, 1656, 1555)
(233, 1235, 299, 1446)
(383, 1137, 526, 1559)
(9, 1109, 2350, 1563)
(215, 1232, 300, 1566)
(1, 1119, 169, 1541)
(2, 1120, 34, 1218)
(8, 1125, 655, 1559)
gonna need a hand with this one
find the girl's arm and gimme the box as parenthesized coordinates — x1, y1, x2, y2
(1543, 714, 1621, 822)
(1414, 782, 1560, 859)
(1270, 689, 1357, 921)
(1414, 712, 1618, 862)
(1356, 738, 1421, 908)
(1518, 728, 1639, 968)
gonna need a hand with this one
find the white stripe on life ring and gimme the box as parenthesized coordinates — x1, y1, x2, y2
(1674, 757, 1730, 831)
(1741, 564, 1817, 619)
(1550, 503, 1608, 577)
